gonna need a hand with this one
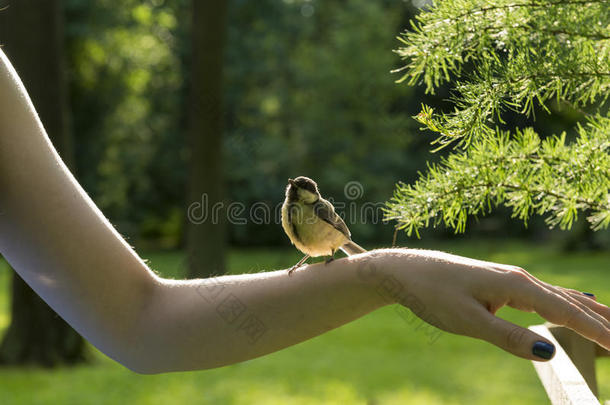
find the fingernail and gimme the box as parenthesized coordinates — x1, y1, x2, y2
(532, 341, 555, 360)
(582, 292, 595, 298)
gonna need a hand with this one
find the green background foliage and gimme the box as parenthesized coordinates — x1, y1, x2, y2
(62, 0, 609, 249)
(63, 0, 441, 248)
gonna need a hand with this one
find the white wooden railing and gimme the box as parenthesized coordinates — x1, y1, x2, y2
(529, 324, 609, 405)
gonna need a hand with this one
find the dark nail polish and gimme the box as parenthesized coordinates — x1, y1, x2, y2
(532, 341, 555, 360)
(582, 292, 595, 298)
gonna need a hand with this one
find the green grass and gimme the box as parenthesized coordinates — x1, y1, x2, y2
(0, 240, 608, 404)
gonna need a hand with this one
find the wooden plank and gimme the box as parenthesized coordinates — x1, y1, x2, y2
(548, 324, 598, 396)
(596, 344, 610, 358)
(529, 324, 599, 405)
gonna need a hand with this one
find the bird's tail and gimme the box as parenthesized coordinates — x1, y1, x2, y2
(340, 240, 367, 255)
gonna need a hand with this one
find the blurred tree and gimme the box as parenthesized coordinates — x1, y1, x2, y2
(62, 1, 555, 249)
(186, 0, 228, 277)
(65, 0, 185, 248)
(385, 0, 610, 237)
(0, 0, 86, 365)
(222, 0, 422, 246)
(60, 0, 437, 249)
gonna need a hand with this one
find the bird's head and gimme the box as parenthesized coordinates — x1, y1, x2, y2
(286, 176, 320, 204)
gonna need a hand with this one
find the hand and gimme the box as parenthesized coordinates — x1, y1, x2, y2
(373, 249, 610, 360)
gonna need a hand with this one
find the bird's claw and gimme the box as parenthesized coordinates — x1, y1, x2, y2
(287, 265, 301, 276)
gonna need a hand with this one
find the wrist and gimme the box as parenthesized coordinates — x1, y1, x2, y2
(347, 249, 406, 307)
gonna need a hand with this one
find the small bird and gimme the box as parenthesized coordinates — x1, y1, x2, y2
(281, 176, 366, 275)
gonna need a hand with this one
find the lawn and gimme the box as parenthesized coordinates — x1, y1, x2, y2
(0, 239, 608, 404)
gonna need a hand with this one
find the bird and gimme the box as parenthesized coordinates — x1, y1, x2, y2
(281, 176, 366, 275)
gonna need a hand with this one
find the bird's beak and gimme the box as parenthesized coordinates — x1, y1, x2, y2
(288, 178, 297, 187)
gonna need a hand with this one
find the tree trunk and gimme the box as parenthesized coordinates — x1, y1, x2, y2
(186, 0, 228, 278)
(0, 274, 86, 365)
(0, 0, 86, 366)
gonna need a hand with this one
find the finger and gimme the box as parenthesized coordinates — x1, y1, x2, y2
(508, 269, 610, 334)
(466, 302, 556, 361)
(520, 282, 610, 350)
(560, 287, 595, 300)
(535, 282, 610, 326)
(546, 286, 610, 328)
(580, 292, 596, 300)
(562, 289, 610, 322)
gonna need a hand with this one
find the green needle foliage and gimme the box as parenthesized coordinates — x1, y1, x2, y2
(385, 0, 610, 236)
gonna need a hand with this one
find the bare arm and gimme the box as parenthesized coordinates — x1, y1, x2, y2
(0, 48, 158, 369)
(144, 248, 609, 373)
(0, 48, 386, 373)
(0, 49, 607, 374)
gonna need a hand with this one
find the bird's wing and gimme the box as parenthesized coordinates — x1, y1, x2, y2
(286, 203, 302, 243)
(313, 198, 351, 239)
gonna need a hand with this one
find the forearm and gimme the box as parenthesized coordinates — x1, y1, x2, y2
(137, 254, 389, 373)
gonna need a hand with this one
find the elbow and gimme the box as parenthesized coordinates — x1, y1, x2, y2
(114, 346, 212, 375)
(109, 277, 226, 374)
(110, 278, 171, 375)
(119, 358, 159, 375)
(108, 277, 215, 375)
(100, 332, 167, 375)
(121, 359, 165, 375)
(114, 332, 225, 374)
(109, 333, 171, 375)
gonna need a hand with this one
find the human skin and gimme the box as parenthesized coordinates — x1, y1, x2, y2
(0, 48, 608, 374)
